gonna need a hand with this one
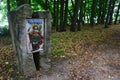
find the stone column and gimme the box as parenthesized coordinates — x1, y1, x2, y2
(8, 4, 36, 76)
(8, 4, 52, 76)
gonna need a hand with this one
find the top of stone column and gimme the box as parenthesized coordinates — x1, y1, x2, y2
(14, 4, 32, 19)
(32, 11, 52, 19)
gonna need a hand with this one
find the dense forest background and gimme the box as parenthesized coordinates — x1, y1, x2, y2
(0, 0, 120, 34)
(0, 0, 120, 79)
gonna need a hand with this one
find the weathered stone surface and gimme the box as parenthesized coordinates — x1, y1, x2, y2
(8, 4, 52, 76)
(8, 4, 35, 76)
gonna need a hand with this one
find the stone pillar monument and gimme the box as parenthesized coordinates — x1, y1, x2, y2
(8, 4, 51, 76)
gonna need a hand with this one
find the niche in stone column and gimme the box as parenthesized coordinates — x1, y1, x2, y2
(25, 19, 45, 53)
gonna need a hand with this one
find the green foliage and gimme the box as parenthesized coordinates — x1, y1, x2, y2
(0, 0, 119, 32)
(32, 0, 47, 11)
(51, 34, 64, 57)
(52, 38, 60, 45)
(0, 27, 9, 36)
(54, 49, 64, 56)
(10, 0, 17, 10)
(0, 1, 8, 26)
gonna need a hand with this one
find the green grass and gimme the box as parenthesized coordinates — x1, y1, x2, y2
(51, 24, 120, 58)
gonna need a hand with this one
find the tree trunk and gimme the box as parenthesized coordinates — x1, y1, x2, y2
(60, 0, 65, 31)
(7, 0, 10, 12)
(108, 0, 116, 25)
(105, 0, 112, 28)
(70, 0, 80, 32)
(80, 0, 84, 24)
(101, 0, 108, 24)
(86, 0, 90, 23)
(45, 0, 48, 10)
(56, 0, 59, 31)
(77, 19, 81, 31)
(53, 0, 57, 30)
(114, 2, 120, 24)
(71, 0, 74, 6)
(68, 9, 73, 21)
(119, 17, 120, 23)
(90, 0, 97, 26)
(63, 0, 69, 31)
(97, 0, 102, 24)
(78, 0, 84, 31)
(83, 0, 86, 25)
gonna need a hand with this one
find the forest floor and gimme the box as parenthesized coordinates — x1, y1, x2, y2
(0, 24, 120, 80)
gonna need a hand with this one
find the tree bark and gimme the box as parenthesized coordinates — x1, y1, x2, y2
(108, 0, 116, 25)
(80, 0, 83, 23)
(97, 0, 102, 24)
(70, 0, 80, 32)
(83, 0, 86, 25)
(60, 0, 65, 31)
(53, 0, 57, 30)
(114, 2, 120, 24)
(63, 0, 69, 31)
(86, 0, 90, 23)
(45, 0, 49, 10)
(78, 0, 83, 31)
(7, 0, 10, 12)
(71, 0, 74, 6)
(90, 0, 97, 26)
(101, 0, 108, 24)
(56, 0, 59, 31)
(105, 0, 112, 28)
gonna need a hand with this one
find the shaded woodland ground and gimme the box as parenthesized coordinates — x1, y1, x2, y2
(0, 24, 120, 80)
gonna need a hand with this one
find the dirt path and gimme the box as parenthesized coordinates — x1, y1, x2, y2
(28, 44, 120, 80)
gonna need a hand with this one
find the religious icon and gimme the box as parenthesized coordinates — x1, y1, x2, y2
(26, 19, 44, 53)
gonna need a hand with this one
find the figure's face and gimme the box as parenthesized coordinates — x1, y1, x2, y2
(33, 26, 39, 32)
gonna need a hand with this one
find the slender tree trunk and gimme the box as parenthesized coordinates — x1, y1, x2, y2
(119, 17, 120, 23)
(70, 0, 81, 32)
(68, 9, 72, 21)
(56, 0, 59, 31)
(101, 0, 108, 24)
(63, 0, 68, 31)
(53, 0, 57, 31)
(83, 0, 86, 25)
(60, 0, 65, 31)
(45, 0, 48, 10)
(86, 0, 90, 23)
(78, 0, 84, 31)
(79, 0, 83, 23)
(77, 19, 81, 31)
(71, 0, 74, 6)
(114, 2, 120, 24)
(7, 0, 10, 12)
(90, 0, 97, 26)
(97, 0, 102, 24)
(105, 0, 112, 28)
(108, 0, 116, 25)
